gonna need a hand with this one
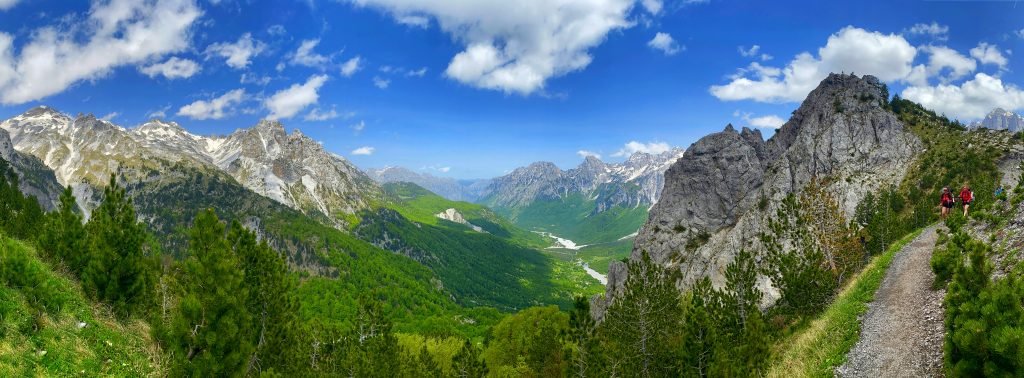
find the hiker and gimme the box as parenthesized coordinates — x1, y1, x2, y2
(995, 185, 1006, 201)
(960, 185, 974, 217)
(940, 187, 954, 219)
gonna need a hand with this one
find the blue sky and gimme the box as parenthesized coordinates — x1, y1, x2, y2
(0, 0, 1022, 178)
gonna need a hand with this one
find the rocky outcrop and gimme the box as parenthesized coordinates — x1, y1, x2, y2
(0, 126, 62, 210)
(435, 208, 485, 232)
(597, 73, 922, 320)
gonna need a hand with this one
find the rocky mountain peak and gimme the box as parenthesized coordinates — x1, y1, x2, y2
(973, 108, 1024, 132)
(254, 119, 287, 139)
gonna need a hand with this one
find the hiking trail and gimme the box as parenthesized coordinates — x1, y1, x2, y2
(836, 225, 945, 377)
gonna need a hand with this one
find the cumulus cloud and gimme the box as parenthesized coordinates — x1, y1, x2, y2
(351, 146, 375, 155)
(304, 107, 340, 121)
(352, 0, 634, 95)
(738, 45, 772, 61)
(289, 39, 330, 68)
(612, 141, 671, 157)
(139, 57, 200, 79)
(903, 73, 1024, 121)
(340, 56, 363, 77)
(970, 42, 1007, 69)
(240, 72, 271, 86)
(265, 74, 329, 120)
(99, 112, 120, 122)
(906, 22, 949, 41)
(0, 0, 201, 105)
(648, 32, 683, 56)
(146, 105, 171, 119)
(922, 45, 976, 82)
(640, 0, 662, 14)
(267, 24, 286, 36)
(397, 15, 430, 27)
(177, 89, 247, 120)
(205, 33, 266, 69)
(0, 0, 20, 11)
(736, 111, 785, 129)
(710, 27, 917, 103)
(373, 76, 390, 89)
(577, 150, 602, 159)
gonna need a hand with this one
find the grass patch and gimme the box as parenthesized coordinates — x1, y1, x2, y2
(766, 227, 926, 378)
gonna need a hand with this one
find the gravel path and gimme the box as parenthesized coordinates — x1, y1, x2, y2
(836, 226, 945, 378)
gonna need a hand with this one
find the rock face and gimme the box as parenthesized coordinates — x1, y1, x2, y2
(367, 166, 490, 203)
(435, 208, 485, 232)
(0, 107, 379, 225)
(481, 150, 685, 213)
(597, 73, 922, 319)
(0, 126, 62, 210)
(972, 108, 1024, 132)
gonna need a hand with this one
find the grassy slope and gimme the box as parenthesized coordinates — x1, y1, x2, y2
(381, 182, 548, 248)
(489, 192, 648, 245)
(0, 236, 158, 377)
(766, 228, 925, 377)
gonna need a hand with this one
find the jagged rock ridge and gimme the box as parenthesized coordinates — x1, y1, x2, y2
(597, 73, 922, 319)
(0, 107, 380, 225)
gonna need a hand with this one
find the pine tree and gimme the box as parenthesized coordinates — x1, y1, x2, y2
(451, 340, 487, 378)
(567, 296, 602, 378)
(418, 344, 442, 378)
(39, 187, 88, 273)
(599, 251, 683, 377)
(167, 209, 253, 376)
(229, 220, 301, 375)
(81, 174, 156, 319)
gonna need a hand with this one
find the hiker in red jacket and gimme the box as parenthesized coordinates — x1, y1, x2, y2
(959, 185, 974, 217)
(940, 187, 954, 219)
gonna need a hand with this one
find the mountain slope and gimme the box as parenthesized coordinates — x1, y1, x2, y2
(480, 151, 683, 244)
(0, 108, 378, 224)
(603, 74, 921, 316)
(0, 127, 61, 210)
(368, 167, 490, 203)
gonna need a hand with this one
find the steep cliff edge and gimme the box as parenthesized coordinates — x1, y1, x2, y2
(598, 74, 922, 318)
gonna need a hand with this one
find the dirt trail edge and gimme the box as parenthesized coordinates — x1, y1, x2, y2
(836, 225, 945, 377)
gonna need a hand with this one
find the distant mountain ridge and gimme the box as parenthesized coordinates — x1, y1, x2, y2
(0, 106, 379, 224)
(367, 166, 490, 202)
(971, 108, 1024, 133)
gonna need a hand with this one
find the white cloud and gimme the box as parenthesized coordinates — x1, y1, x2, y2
(923, 45, 976, 82)
(351, 120, 365, 134)
(139, 57, 200, 79)
(352, 0, 634, 95)
(906, 22, 949, 41)
(406, 67, 427, 77)
(577, 150, 601, 159)
(304, 107, 339, 121)
(903, 73, 1024, 121)
(738, 45, 760, 57)
(340, 56, 363, 77)
(736, 111, 785, 129)
(373, 76, 390, 89)
(289, 39, 330, 68)
(146, 105, 171, 119)
(205, 33, 266, 69)
(0, 0, 201, 105)
(99, 112, 120, 122)
(1017, 29, 1024, 39)
(612, 141, 671, 157)
(648, 32, 682, 56)
(177, 89, 246, 120)
(265, 74, 329, 120)
(710, 27, 917, 103)
(397, 15, 430, 27)
(267, 24, 287, 36)
(970, 42, 1007, 69)
(0, 0, 20, 11)
(437, 166, 451, 173)
(352, 146, 375, 155)
(240, 72, 271, 85)
(640, 0, 662, 14)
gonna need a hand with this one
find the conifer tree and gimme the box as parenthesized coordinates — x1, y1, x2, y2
(229, 220, 301, 375)
(451, 340, 487, 378)
(167, 209, 253, 376)
(600, 251, 683, 377)
(82, 174, 155, 318)
(39, 187, 88, 272)
(567, 296, 602, 378)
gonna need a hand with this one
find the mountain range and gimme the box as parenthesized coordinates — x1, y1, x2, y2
(971, 108, 1024, 133)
